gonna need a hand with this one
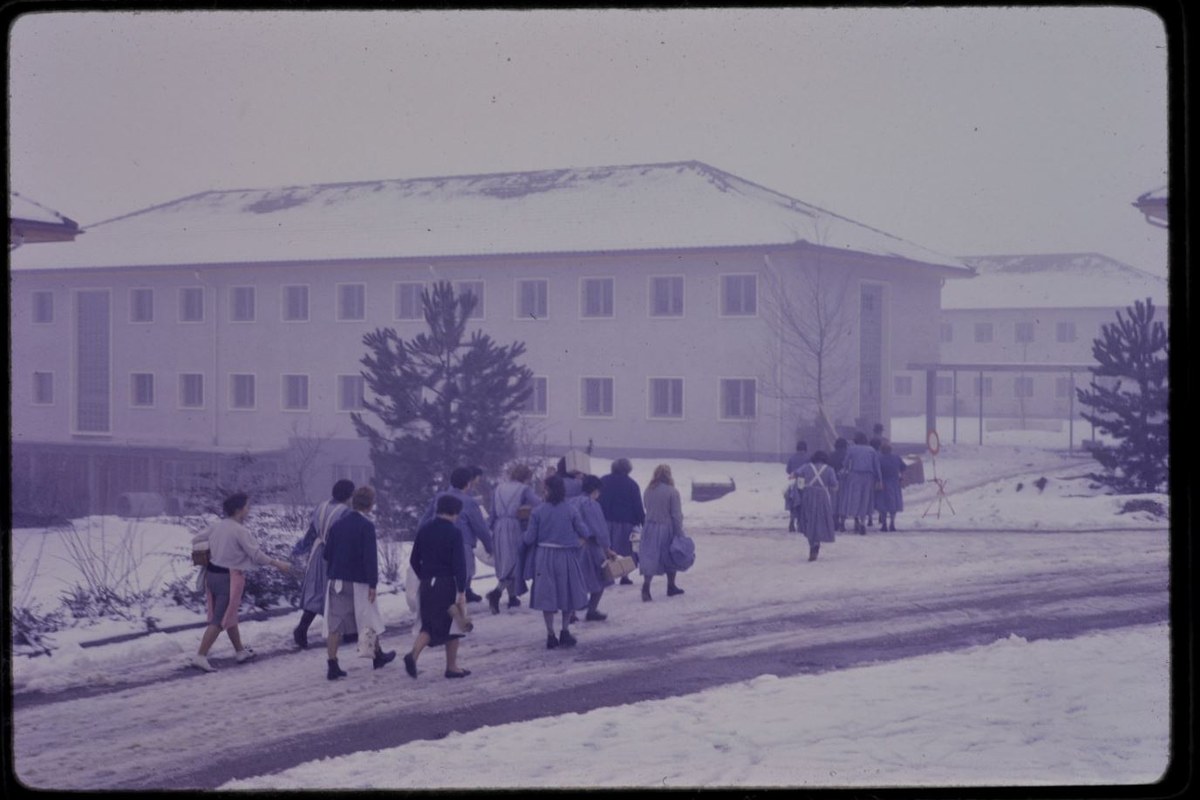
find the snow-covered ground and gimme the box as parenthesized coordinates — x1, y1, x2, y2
(8, 427, 1172, 789)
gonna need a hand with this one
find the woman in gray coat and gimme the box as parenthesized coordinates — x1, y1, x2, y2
(639, 463, 686, 602)
(486, 463, 542, 614)
(569, 474, 619, 621)
(794, 451, 839, 562)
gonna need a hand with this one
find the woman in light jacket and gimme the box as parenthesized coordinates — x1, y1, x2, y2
(486, 463, 542, 614)
(522, 475, 590, 650)
(639, 463, 686, 602)
(569, 474, 619, 622)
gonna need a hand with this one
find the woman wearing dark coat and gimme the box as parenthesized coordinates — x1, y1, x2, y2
(523, 475, 590, 649)
(794, 451, 839, 562)
(598, 458, 645, 585)
(404, 494, 471, 679)
(875, 442, 908, 532)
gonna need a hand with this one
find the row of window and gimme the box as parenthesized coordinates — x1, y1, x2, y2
(940, 320, 1078, 345)
(893, 374, 1080, 399)
(29, 274, 760, 326)
(30, 372, 760, 420)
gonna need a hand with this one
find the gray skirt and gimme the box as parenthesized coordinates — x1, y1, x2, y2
(492, 517, 524, 582)
(325, 579, 358, 636)
(528, 546, 589, 613)
(637, 520, 675, 577)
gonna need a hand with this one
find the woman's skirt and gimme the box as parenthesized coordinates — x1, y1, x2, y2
(637, 520, 676, 577)
(418, 576, 463, 648)
(840, 471, 876, 517)
(205, 568, 245, 631)
(529, 546, 589, 613)
(576, 540, 614, 594)
(299, 541, 328, 614)
(607, 521, 637, 559)
(325, 579, 359, 637)
(798, 487, 837, 545)
(875, 479, 904, 514)
(492, 517, 524, 582)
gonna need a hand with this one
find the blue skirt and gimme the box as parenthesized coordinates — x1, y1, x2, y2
(529, 546, 589, 613)
(492, 517, 523, 582)
(841, 471, 876, 517)
(299, 541, 328, 615)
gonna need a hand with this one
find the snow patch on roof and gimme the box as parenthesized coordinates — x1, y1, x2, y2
(9, 192, 78, 227)
(944, 253, 1168, 310)
(10, 161, 965, 272)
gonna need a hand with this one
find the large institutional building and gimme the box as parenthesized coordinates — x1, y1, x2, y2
(10, 161, 973, 515)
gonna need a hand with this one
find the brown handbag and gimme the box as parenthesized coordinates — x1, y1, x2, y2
(191, 548, 210, 567)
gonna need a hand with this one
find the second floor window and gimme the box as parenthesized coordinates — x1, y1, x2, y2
(455, 281, 485, 319)
(283, 285, 309, 322)
(650, 276, 684, 317)
(231, 286, 256, 322)
(517, 279, 548, 319)
(581, 277, 614, 318)
(338, 284, 366, 321)
(1056, 321, 1077, 343)
(721, 275, 757, 316)
(1015, 321, 1034, 343)
(130, 289, 154, 323)
(180, 287, 205, 322)
(32, 291, 54, 323)
(395, 282, 424, 320)
(974, 322, 993, 343)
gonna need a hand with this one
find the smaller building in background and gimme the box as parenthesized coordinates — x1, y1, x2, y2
(9, 192, 82, 247)
(1133, 186, 1167, 228)
(892, 252, 1168, 426)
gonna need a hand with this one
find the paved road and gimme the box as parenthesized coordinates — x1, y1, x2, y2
(10, 533, 1168, 791)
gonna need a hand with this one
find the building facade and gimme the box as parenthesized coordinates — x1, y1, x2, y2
(10, 161, 967, 515)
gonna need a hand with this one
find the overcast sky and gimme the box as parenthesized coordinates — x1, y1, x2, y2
(7, 8, 1170, 276)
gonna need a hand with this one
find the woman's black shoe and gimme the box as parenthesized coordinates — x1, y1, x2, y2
(667, 585, 685, 597)
(546, 633, 559, 649)
(486, 588, 502, 615)
(327, 659, 347, 680)
(558, 629, 577, 647)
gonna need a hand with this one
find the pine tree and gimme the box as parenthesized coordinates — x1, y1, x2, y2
(351, 281, 533, 536)
(1076, 297, 1169, 493)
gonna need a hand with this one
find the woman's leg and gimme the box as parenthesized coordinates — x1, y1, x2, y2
(409, 631, 430, 663)
(642, 574, 653, 601)
(542, 610, 557, 635)
(445, 638, 460, 672)
(197, 623, 221, 656)
(226, 624, 244, 652)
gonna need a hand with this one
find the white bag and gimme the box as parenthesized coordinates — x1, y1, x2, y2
(404, 565, 420, 613)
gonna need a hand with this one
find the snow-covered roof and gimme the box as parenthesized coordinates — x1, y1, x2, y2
(9, 192, 79, 227)
(1136, 186, 1167, 203)
(8, 161, 966, 272)
(944, 253, 1168, 310)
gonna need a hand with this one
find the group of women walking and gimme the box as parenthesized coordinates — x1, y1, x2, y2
(785, 432, 908, 561)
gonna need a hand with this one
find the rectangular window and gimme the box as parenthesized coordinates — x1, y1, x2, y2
(131, 373, 155, 407)
(517, 279, 548, 319)
(75, 290, 111, 433)
(283, 374, 309, 411)
(1056, 321, 1077, 343)
(230, 286, 256, 322)
(180, 373, 204, 408)
(180, 287, 205, 322)
(721, 275, 757, 316)
(1056, 376, 1074, 398)
(973, 376, 993, 397)
(1014, 376, 1034, 398)
(649, 377, 684, 418)
(973, 322, 993, 343)
(581, 377, 614, 417)
(231, 374, 256, 409)
(33, 291, 54, 324)
(893, 375, 913, 397)
(395, 282, 424, 321)
(939, 322, 953, 343)
(130, 288, 154, 323)
(581, 277, 615, 318)
(1015, 321, 1034, 343)
(455, 281, 485, 319)
(337, 283, 366, 321)
(522, 376, 548, 416)
(338, 374, 365, 411)
(935, 376, 953, 396)
(282, 285, 309, 322)
(720, 378, 756, 419)
(650, 276, 684, 317)
(33, 372, 54, 405)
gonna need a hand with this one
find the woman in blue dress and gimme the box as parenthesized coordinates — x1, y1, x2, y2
(875, 442, 908, 531)
(569, 474, 619, 622)
(522, 474, 590, 649)
(486, 463, 542, 614)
